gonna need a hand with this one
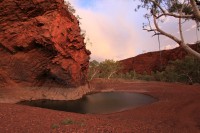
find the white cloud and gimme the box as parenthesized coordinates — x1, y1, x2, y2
(68, 0, 138, 61)
(163, 44, 179, 50)
(185, 24, 197, 32)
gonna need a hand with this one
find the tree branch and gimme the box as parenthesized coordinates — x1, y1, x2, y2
(157, 12, 193, 19)
(138, 0, 200, 60)
(190, 0, 200, 21)
(178, 4, 200, 60)
(149, 0, 165, 14)
(153, 15, 181, 44)
(143, 28, 157, 32)
(149, 0, 193, 19)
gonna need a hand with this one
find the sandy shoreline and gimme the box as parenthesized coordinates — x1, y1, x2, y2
(0, 80, 200, 132)
(0, 84, 93, 103)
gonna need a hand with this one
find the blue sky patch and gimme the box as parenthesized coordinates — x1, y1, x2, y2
(78, 0, 95, 8)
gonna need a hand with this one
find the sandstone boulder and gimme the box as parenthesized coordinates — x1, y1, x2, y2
(0, 0, 90, 88)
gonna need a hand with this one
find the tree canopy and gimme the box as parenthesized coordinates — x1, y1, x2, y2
(88, 59, 122, 80)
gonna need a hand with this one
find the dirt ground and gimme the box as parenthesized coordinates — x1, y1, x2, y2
(0, 79, 200, 133)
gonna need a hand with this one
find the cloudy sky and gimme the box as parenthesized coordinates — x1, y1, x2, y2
(67, 0, 200, 61)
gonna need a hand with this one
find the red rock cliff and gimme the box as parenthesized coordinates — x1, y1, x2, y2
(120, 44, 200, 74)
(0, 0, 90, 88)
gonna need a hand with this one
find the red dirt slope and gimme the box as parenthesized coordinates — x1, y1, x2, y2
(120, 44, 200, 74)
(0, 80, 200, 132)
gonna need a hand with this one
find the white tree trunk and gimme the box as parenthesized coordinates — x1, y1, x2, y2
(107, 71, 116, 79)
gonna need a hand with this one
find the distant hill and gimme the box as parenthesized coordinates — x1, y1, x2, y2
(119, 44, 200, 74)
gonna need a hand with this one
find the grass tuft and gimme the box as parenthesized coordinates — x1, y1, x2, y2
(51, 124, 59, 129)
(61, 119, 74, 125)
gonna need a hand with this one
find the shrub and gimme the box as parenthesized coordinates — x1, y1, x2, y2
(51, 124, 59, 129)
(61, 119, 74, 125)
(88, 56, 200, 84)
(152, 56, 200, 84)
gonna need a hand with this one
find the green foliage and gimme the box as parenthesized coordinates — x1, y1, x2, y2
(120, 71, 137, 80)
(135, 0, 192, 13)
(152, 56, 200, 84)
(119, 70, 155, 81)
(64, 1, 76, 14)
(168, 3, 193, 15)
(151, 71, 165, 81)
(61, 119, 74, 125)
(51, 124, 59, 129)
(88, 60, 100, 80)
(88, 59, 122, 80)
(51, 118, 84, 129)
(116, 56, 200, 84)
(88, 56, 200, 84)
(118, 71, 139, 80)
(134, 0, 195, 22)
(98, 60, 122, 79)
(136, 73, 154, 81)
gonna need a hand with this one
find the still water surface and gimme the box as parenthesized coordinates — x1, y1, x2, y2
(18, 92, 157, 114)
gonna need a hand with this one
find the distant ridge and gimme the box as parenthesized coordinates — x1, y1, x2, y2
(119, 44, 200, 74)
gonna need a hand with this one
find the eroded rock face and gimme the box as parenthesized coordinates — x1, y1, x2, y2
(0, 0, 90, 88)
(120, 44, 200, 74)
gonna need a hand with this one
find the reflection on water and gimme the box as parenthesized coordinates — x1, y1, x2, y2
(18, 92, 157, 114)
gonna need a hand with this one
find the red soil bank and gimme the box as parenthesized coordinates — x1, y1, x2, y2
(120, 44, 200, 74)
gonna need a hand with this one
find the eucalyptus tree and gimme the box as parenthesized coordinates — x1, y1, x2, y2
(135, 0, 200, 60)
(88, 60, 100, 80)
(99, 59, 122, 79)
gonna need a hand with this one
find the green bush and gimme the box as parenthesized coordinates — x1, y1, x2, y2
(135, 73, 154, 81)
(88, 59, 122, 80)
(152, 56, 200, 84)
(88, 56, 200, 84)
(61, 119, 74, 125)
(51, 124, 59, 129)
